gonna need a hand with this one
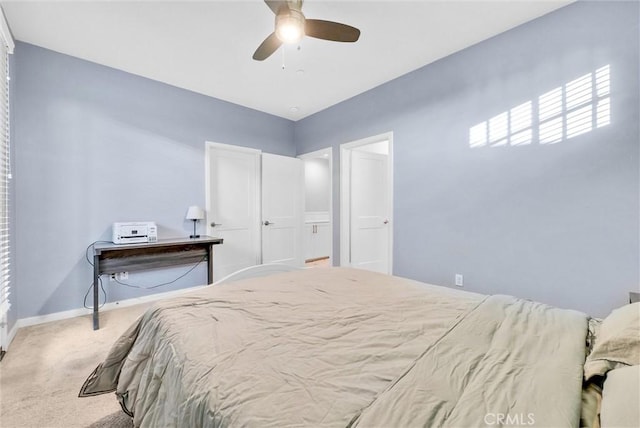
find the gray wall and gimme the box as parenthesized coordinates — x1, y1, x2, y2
(13, 42, 295, 319)
(294, 1, 639, 317)
(304, 158, 330, 212)
(10, 1, 639, 321)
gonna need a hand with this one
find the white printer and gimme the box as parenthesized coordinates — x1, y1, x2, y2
(112, 222, 158, 244)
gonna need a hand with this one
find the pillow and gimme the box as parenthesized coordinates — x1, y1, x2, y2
(600, 365, 640, 428)
(584, 302, 640, 380)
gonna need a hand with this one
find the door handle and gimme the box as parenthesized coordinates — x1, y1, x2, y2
(263, 220, 275, 226)
(383, 220, 389, 224)
(211, 222, 223, 227)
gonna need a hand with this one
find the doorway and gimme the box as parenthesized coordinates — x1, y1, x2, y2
(205, 142, 304, 280)
(340, 133, 393, 274)
(299, 147, 333, 268)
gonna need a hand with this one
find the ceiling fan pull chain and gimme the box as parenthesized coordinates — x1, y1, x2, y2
(281, 46, 286, 70)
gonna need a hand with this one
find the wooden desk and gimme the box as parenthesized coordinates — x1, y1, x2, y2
(92, 236, 223, 330)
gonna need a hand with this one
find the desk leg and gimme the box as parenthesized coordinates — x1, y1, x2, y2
(93, 255, 100, 330)
(207, 244, 213, 285)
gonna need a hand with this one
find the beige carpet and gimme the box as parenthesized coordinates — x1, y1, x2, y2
(0, 303, 152, 428)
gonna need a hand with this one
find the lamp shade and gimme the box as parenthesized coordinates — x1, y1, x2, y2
(185, 205, 205, 220)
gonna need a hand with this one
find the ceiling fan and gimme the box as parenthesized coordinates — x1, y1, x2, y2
(253, 0, 361, 61)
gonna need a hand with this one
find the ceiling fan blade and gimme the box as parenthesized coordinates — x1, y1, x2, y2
(304, 19, 360, 42)
(253, 33, 283, 61)
(264, 0, 289, 15)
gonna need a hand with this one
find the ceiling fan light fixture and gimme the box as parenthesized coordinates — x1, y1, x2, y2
(253, 0, 360, 61)
(275, 10, 305, 44)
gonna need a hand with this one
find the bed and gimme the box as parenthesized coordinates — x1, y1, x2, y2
(79, 267, 639, 427)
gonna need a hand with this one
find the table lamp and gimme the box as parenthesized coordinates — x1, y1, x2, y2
(186, 206, 205, 238)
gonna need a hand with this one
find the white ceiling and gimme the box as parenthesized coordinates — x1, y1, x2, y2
(1, 0, 573, 121)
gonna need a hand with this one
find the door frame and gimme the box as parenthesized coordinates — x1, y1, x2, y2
(204, 141, 262, 270)
(298, 147, 333, 265)
(340, 132, 394, 272)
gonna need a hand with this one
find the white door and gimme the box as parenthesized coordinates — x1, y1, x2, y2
(350, 150, 391, 273)
(206, 143, 261, 280)
(261, 153, 304, 266)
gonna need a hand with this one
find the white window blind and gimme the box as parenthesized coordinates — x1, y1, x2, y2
(0, 8, 13, 322)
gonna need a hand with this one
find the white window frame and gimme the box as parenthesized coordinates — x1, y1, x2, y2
(0, 5, 14, 354)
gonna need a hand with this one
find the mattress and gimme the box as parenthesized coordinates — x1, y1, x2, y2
(80, 267, 589, 427)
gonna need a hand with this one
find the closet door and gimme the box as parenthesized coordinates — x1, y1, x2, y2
(261, 153, 304, 267)
(206, 143, 261, 280)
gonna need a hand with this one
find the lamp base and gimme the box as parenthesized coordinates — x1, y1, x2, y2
(189, 219, 200, 239)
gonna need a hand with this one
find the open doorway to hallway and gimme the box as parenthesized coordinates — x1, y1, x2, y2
(299, 147, 333, 268)
(340, 133, 393, 274)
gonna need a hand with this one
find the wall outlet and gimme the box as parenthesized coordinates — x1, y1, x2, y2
(112, 272, 128, 281)
(455, 274, 464, 287)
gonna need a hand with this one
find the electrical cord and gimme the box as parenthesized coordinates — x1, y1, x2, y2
(83, 240, 111, 310)
(85, 240, 111, 267)
(83, 276, 106, 310)
(113, 254, 207, 290)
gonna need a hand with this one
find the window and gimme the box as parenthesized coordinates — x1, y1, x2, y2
(469, 65, 611, 148)
(0, 7, 13, 337)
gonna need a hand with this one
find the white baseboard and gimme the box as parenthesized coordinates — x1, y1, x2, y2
(10, 284, 209, 339)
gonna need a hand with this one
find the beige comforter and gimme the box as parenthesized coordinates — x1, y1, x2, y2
(80, 268, 588, 427)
